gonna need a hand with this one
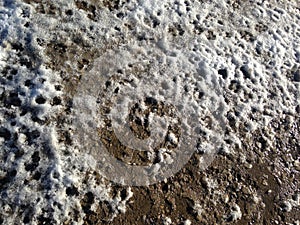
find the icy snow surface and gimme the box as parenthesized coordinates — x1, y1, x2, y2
(0, 0, 299, 224)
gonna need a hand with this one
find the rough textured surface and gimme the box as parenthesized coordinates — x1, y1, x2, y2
(0, 0, 299, 224)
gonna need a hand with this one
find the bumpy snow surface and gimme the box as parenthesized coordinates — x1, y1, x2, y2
(0, 0, 299, 224)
